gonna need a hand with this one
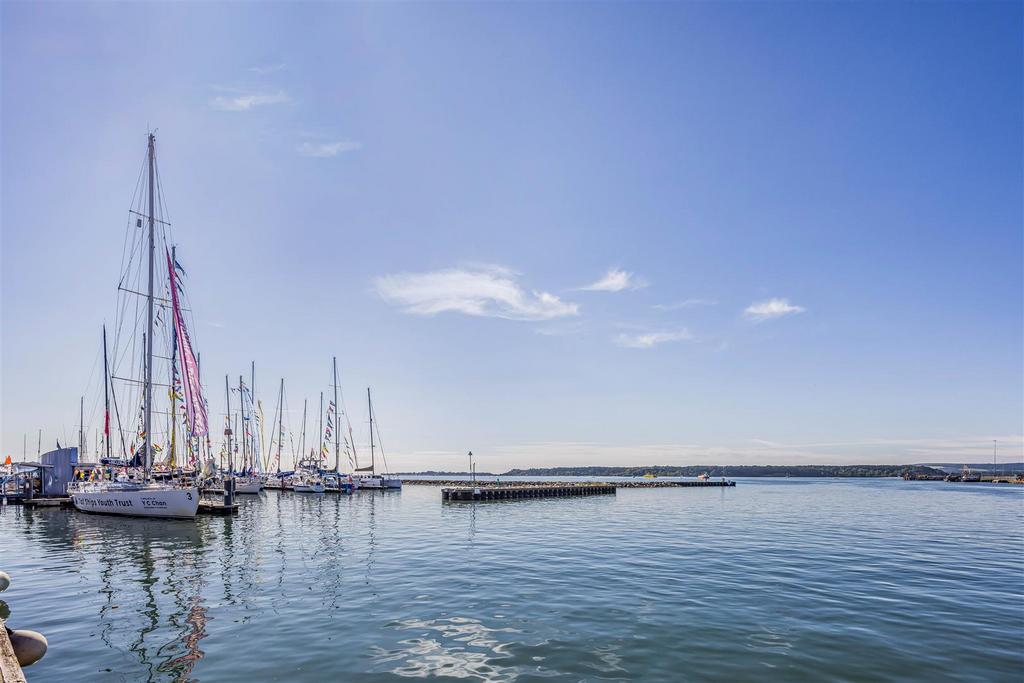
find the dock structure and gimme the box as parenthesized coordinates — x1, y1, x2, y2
(0, 627, 26, 683)
(442, 484, 616, 502)
(409, 478, 736, 488)
(22, 497, 72, 508)
(197, 501, 239, 515)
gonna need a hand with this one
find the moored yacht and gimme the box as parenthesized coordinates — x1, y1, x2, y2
(234, 477, 262, 494)
(352, 388, 402, 491)
(292, 473, 325, 493)
(72, 480, 199, 518)
(70, 134, 204, 519)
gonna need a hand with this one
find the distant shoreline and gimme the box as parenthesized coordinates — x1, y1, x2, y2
(399, 464, 1024, 478)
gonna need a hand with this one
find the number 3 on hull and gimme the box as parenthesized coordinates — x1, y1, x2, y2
(72, 485, 199, 519)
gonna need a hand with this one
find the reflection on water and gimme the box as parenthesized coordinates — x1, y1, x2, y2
(1, 481, 1022, 682)
(86, 514, 208, 682)
(374, 616, 521, 681)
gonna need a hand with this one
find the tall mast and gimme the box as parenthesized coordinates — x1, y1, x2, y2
(251, 361, 257, 473)
(196, 351, 203, 464)
(300, 398, 307, 470)
(103, 325, 111, 461)
(79, 396, 84, 457)
(318, 392, 323, 468)
(143, 133, 156, 480)
(332, 358, 339, 474)
(240, 376, 247, 474)
(276, 378, 284, 472)
(224, 375, 233, 480)
(169, 246, 178, 469)
(368, 387, 374, 476)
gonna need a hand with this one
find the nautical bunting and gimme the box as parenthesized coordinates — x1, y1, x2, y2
(166, 248, 208, 437)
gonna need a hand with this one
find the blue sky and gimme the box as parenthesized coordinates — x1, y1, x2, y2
(2, 2, 1021, 470)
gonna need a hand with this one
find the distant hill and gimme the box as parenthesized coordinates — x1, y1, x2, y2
(498, 465, 948, 478)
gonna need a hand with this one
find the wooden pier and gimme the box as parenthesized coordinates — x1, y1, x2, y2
(197, 501, 239, 515)
(0, 626, 25, 683)
(442, 484, 616, 502)
(22, 497, 72, 508)
(408, 478, 736, 488)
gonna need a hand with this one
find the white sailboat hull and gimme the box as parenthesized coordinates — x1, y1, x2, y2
(234, 479, 262, 494)
(293, 483, 324, 493)
(71, 485, 200, 519)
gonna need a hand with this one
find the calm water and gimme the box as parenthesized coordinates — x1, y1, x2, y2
(1, 479, 1021, 682)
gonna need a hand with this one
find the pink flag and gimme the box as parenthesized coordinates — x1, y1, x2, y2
(166, 249, 209, 437)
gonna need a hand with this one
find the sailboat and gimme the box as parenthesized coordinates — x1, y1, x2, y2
(353, 388, 402, 490)
(71, 133, 201, 519)
(233, 369, 262, 494)
(292, 472, 325, 493)
(321, 358, 354, 494)
(288, 393, 324, 493)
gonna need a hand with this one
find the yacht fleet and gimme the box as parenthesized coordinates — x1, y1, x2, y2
(64, 133, 401, 520)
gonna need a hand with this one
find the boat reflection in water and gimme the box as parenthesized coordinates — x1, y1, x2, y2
(86, 513, 209, 681)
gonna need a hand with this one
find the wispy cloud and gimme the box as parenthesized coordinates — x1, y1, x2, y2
(578, 267, 648, 292)
(535, 321, 585, 337)
(374, 266, 579, 321)
(743, 297, 805, 322)
(614, 329, 693, 349)
(209, 89, 290, 112)
(652, 298, 717, 311)
(248, 63, 286, 75)
(297, 140, 361, 158)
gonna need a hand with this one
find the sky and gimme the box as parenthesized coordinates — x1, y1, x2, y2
(2, 1, 1021, 471)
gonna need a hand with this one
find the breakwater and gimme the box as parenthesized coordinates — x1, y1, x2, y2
(442, 484, 617, 502)
(406, 478, 735, 488)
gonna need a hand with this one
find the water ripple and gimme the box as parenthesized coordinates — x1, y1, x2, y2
(0, 479, 1021, 682)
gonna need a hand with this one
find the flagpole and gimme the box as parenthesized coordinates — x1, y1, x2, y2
(224, 374, 234, 506)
